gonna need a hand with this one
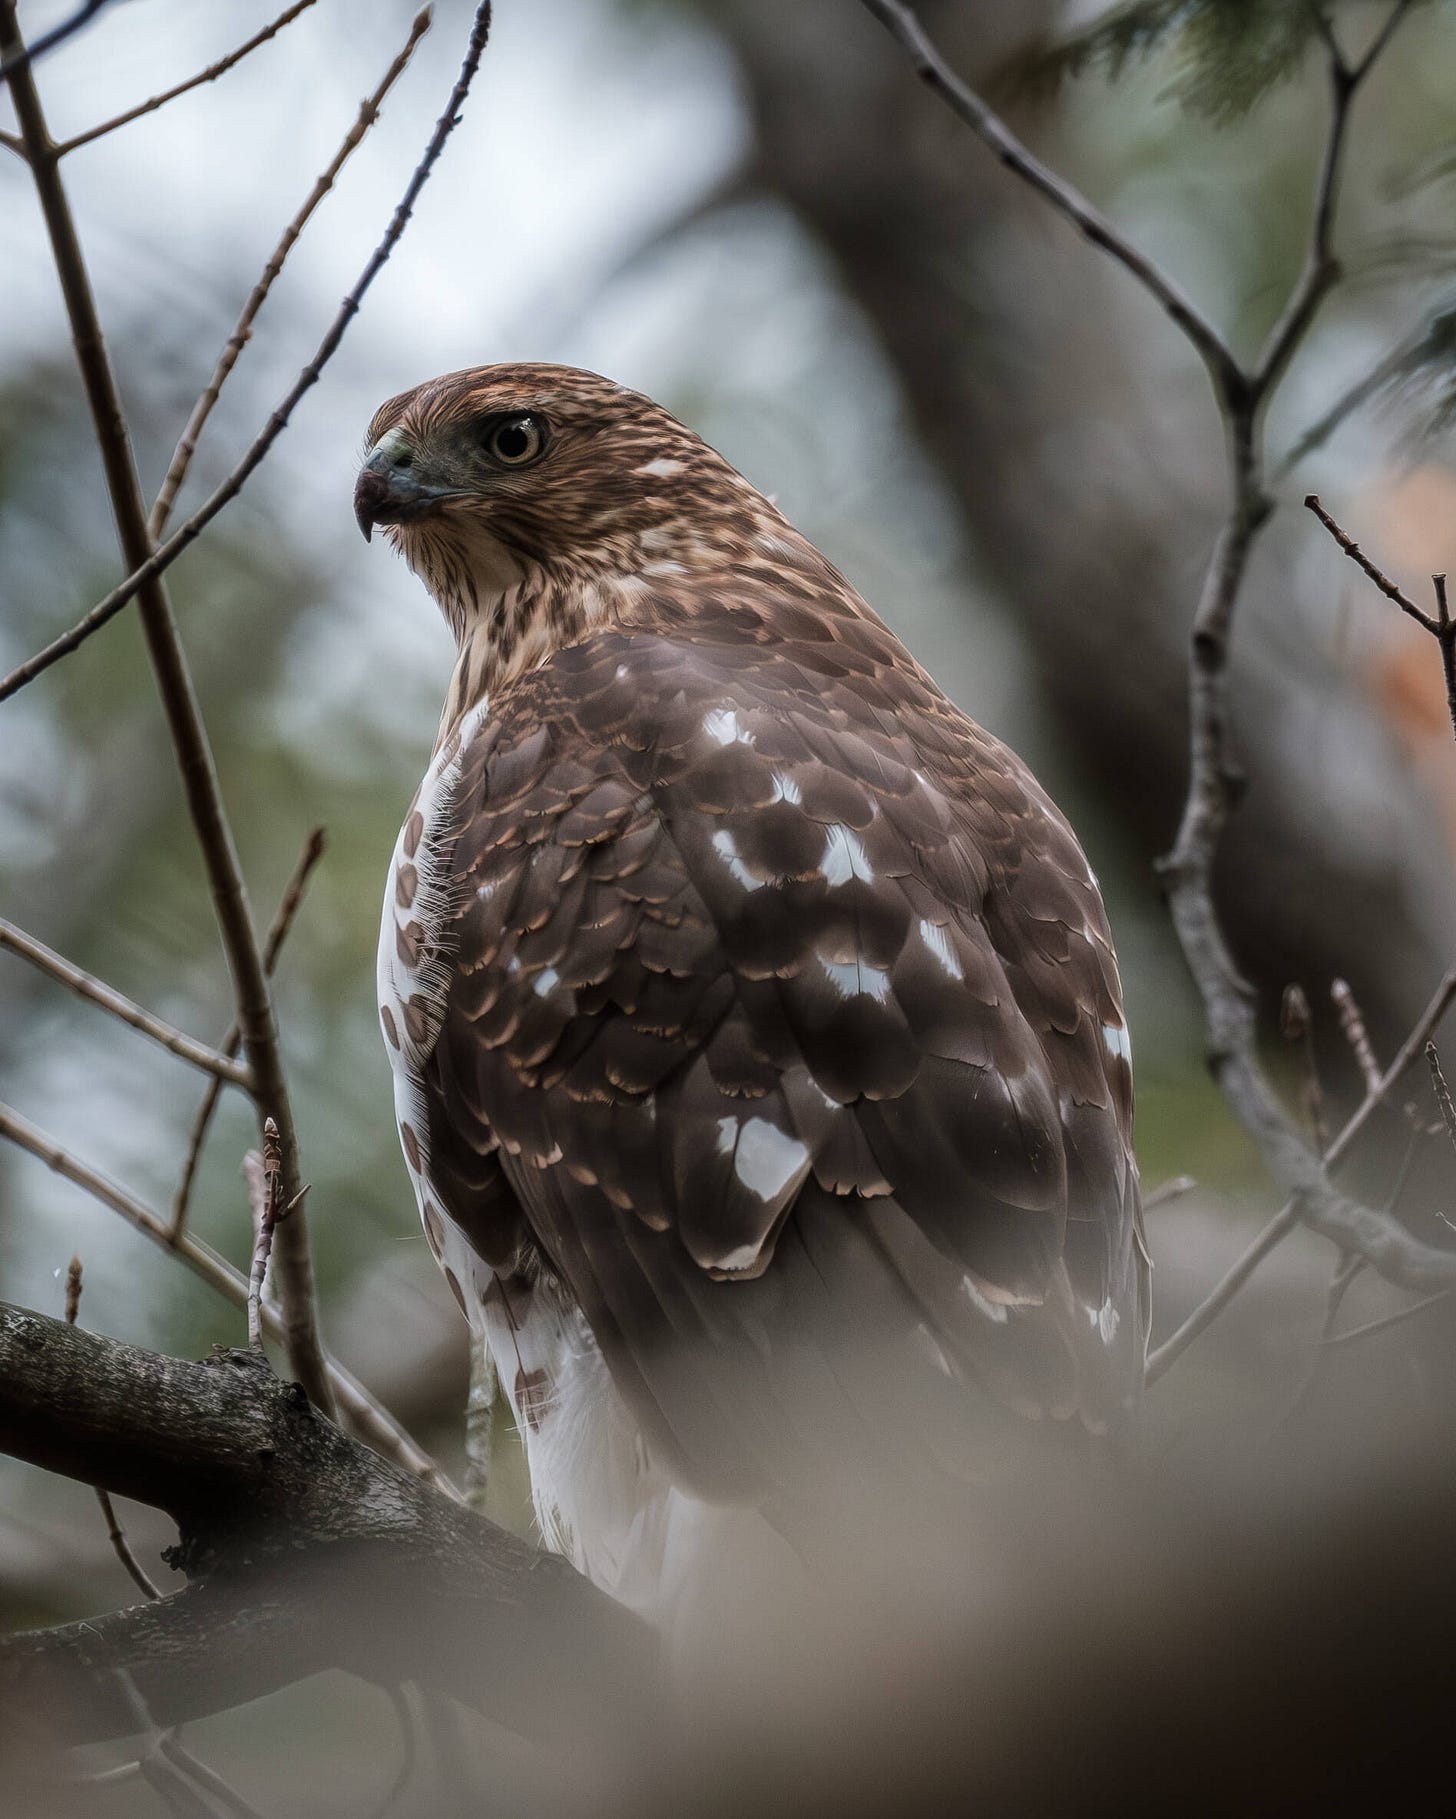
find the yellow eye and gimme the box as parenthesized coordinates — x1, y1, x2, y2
(484, 413, 547, 467)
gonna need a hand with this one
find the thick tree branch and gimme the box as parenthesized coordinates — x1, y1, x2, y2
(0, 1303, 649, 1749)
(0, 0, 333, 1414)
(0, 1, 494, 704)
(0, 918, 253, 1088)
(0, 1100, 455, 1497)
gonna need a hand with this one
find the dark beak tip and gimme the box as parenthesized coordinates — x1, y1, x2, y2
(354, 467, 389, 544)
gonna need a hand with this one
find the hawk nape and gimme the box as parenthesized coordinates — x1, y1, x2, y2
(357, 362, 1148, 1618)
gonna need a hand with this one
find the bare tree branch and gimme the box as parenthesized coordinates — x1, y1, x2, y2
(1145, 967, 1456, 1383)
(53, 0, 319, 158)
(173, 828, 326, 1241)
(113, 1666, 265, 1819)
(0, 918, 253, 1088)
(857, 0, 1242, 406)
(1305, 493, 1439, 632)
(0, 0, 109, 87)
(0, 0, 494, 704)
(0, 1302, 648, 1749)
(863, 0, 1440, 1330)
(1331, 977, 1383, 1098)
(1306, 494, 1456, 743)
(64, 1257, 164, 1604)
(0, 1099, 455, 1497)
(0, 0, 333, 1414)
(148, 7, 432, 539)
(1324, 1284, 1454, 1346)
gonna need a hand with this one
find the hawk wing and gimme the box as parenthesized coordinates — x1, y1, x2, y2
(419, 606, 1147, 1500)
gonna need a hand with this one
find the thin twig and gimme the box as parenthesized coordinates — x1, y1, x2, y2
(0, 1100, 458, 1498)
(1142, 1175, 1198, 1212)
(1144, 1205, 1301, 1386)
(870, 0, 1432, 1354)
(148, 8, 431, 539)
(63, 1257, 163, 1602)
(0, 918, 252, 1087)
(857, 0, 1242, 405)
(1331, 977, 1383, 1097)
(1281, 984, 1327, 1153)
(55, 0, 318, 157)
(1305, 493, 1439, 631)
(1146, 967, 1456, 1383)
(0, 0, 109, 86)
(172, 828, 325, 1240)
(1306, 496, 1456, 744)
(1274, 333, 1408, 476)
(0, 1, 494, 704)
(113, 1667, 264, 1819)
(1324, 1285, 1454, 1346)
(1425, 1041, 1456, 1157)
(0, 0, 334, 1415)
(368, 1685, 421, 1819)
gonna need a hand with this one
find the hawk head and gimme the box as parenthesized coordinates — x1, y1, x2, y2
(354, 362, 793, 648)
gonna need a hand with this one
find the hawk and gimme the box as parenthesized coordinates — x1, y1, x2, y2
(356, 363, 1148, 1612)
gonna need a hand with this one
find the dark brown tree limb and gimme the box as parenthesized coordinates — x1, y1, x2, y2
(0, 0, 333, 1415)
(0, 1301, 649, 1750)
(0, 1102, 454, 1496)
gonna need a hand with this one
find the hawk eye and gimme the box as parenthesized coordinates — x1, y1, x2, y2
(483, 413, 547, 468)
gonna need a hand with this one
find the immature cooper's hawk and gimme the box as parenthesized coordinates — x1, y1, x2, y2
(357, 363, 1148, 1608)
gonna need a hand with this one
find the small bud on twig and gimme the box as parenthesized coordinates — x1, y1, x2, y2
(247, 1117, 302, 1352)
(1424, 1042, 1456, 1158)
(64, 1253, 83, 1326)
(1331, 977, 1382, 1097)
(1281, 983, 1327, 1153)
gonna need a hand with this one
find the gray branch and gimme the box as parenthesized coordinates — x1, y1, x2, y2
(0, 1302, 649, 1751)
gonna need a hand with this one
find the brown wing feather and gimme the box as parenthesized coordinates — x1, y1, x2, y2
(418, 606, 1147, 1498)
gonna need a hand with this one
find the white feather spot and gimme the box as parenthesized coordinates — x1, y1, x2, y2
(821, 825, 873, 885)
(704, 707, 754, 747)
(1102, 1022, 1132, 1065)
(712, 829, 762, 891)
(533, 966, 560, 998)
(821, 956, 891, 1002)
(1096, 1298, 1121, 1345)
(918, 918, 964, 982)
(733, 1118, 810, 1202)
(962, 1277, 1010, 1324)
(636, 456, 683, 479)
(772, 771, 802, 805)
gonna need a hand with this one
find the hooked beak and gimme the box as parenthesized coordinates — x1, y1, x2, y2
(353, 445, 452, 543)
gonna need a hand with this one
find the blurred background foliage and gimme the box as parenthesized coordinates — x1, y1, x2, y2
(5, 0, 1456, 1730)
